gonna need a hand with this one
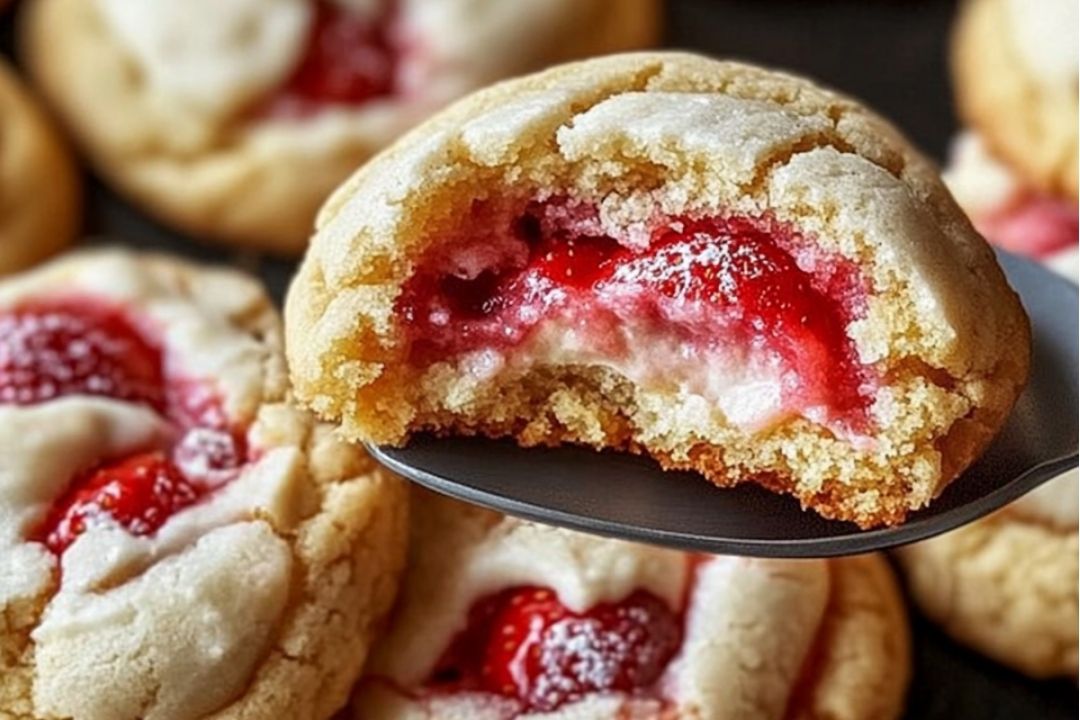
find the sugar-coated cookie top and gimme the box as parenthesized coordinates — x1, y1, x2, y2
(91, 0, 656, 127)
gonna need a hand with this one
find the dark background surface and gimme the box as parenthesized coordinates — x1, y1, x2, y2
(2, 0, 1077, 718)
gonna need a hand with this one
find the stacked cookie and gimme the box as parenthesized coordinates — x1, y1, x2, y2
(353, 488, 911, 720)
(944, 0, 1078, 277)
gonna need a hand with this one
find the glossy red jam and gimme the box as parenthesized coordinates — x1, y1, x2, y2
(0, 298, 248, 554)
(262, 0, 398, 116)
(0, 298, 165, 409)
(976, 193, 1079, 260)
(398, 201, 873, 430)
(428, 586, 681, 712)
(37, 453, 204, 555)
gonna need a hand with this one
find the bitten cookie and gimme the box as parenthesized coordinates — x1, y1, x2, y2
(351, 489, 911, 720)
(0, 59, 80, 275)
(0, 250, 409, 720)
(953, 0, 1079, 200)
(20, 0, 659, 254)
(896, 472, 1078, 677)
(286, 52, 1030, 528)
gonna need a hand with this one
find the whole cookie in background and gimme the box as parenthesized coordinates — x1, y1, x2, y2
(18, 0, 659, 255)
(896, 0, 1079, 680)
(0, 59, 80, 275)
(0, 250, 409, 720)
(949, 0, 1079, 276)
(286, 51, 1030, 530)
(953, 0, 1078, 202)
(895, 472, 1078, 678)
(351, 488, 911, 720)
(945, 132, 1078, 280)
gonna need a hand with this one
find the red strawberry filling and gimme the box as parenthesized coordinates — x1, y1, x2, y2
(398, 201, 874, 434)
(261, 0, 399, 117)
(36, 453, 203, 556)
(428, 586, 681, 712)
(0, 297, 249, 554)
(974, 192, 1079, 260)
(0, 298, 164, 409)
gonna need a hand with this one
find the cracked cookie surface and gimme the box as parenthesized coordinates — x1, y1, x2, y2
(19, 0, 658, 254)
(0, 249, 409, 720)
(896, 472, 1078, 678)
(286, 51, 1030, 528)
(350, 489, 910, 720)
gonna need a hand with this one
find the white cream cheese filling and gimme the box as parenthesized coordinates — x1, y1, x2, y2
(500, 317, 790, 432)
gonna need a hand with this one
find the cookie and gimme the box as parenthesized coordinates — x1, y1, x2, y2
(286, 51, 1030, 528)
(0, 250, 409, 719)
(944, 131, 1078, 280)
(0, 59, 80, 276)
(350, 488, 910, 719)
(952, 0, 1079, 200)
(896, 472, 1078, 677)
(907, 129, 1077, 678)
(19, 0, 659, 254)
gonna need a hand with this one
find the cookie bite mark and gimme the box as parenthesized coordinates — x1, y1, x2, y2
(399, 202, 875, 438)
(260, 0, 400, 117)
(288, 53, 1030, 528)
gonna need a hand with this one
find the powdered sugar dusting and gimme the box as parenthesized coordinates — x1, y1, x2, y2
(398, 200, 874, 434)
(0, 299, 164, 409)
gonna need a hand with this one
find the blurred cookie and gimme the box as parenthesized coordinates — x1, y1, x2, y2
(287, 51, 1029, 529)
(0, 250, 409, 719)
(896, 472, 1078, 677)
(914, 100, 1077, 678)
(20, 0, 659, 254)
(953, 0, 1078, 199)
(944, 131, 1077, 279)
(351, 489, 910, 720)
(0, 59, 80, 275)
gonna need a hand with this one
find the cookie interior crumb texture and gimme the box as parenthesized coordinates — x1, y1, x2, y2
(286, 52, 1031, 529)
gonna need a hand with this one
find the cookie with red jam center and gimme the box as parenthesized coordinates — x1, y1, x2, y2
(22, 0, 658, 253)
(0, 250, 407, 720)
(351, 489, 910, 720)
(287, 53, 1030, 529)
